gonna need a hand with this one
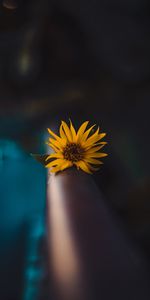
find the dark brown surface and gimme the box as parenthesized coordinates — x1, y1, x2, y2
(46, 168, 150, 300)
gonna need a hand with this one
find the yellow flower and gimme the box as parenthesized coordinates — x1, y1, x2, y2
(45, 120, 107, 174)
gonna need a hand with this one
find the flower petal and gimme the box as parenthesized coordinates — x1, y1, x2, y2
(50, 165, 62, 173)
(98, 133, 106, 140)
(85, 145, 106, 154)
(47, 127, 59, 139)
(47, 153, 63, 159)
(59, 124, 67, 140)
(84, 157, 103, 165)
(83, 127, 99, 146)
(62, 121, 73, 142)
(75, 160, 92, 174)
(69, 119, 77, 142)
(84, 132, 106, 148)
(92, 141, 107, 147)
(46, 158, 65, 168)
(49, 138, 63, 150)
(81, 124, 96, 143)
(47, 128, 66, 146)
(60, 160, 73, 171)
(48, 143, 60, 152)
(50, 160, 73, 173)
(76, 121, 89, 142)
(87, 152, 108, 158)
(45, 155, 51, 161)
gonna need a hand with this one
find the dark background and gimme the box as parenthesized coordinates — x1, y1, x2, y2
(0, 0, 150, 299)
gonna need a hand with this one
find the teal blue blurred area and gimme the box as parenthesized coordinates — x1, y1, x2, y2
(0, 139, 46, 300)
(22, 215, 45, 300)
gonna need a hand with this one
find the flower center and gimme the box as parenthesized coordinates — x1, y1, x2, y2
(63, 143, 84, 162)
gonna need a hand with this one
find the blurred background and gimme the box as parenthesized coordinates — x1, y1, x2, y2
(0, 0, 150, 299)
